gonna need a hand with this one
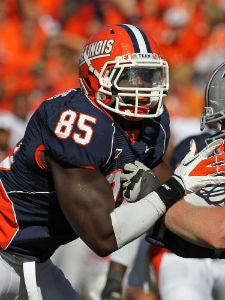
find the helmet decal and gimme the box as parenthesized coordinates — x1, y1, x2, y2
(81, 40, 114, 63)
(118, 24, 152, 53)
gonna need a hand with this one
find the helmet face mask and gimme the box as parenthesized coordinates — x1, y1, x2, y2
(79, 24, 169, 120)
(200, 62, 225, 136)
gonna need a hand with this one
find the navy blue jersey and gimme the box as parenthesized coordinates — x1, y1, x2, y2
(0, 89, 170, 262)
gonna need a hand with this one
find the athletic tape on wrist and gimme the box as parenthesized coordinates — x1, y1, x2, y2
(155, 176, 185, 209)
(110, 192, 166, 248)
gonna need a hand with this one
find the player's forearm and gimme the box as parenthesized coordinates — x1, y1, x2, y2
(165, 200, 225, 249)
(111, 176, 185, 249)
(111, 192, 166, 248)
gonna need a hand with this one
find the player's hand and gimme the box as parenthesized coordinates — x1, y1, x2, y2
(173, 138, 225, 193)
(121, 139, 225, 210)
(121, 161, 160, 202)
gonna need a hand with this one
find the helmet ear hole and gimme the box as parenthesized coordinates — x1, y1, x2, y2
(84, 77, 91, 89)
(83, 76, 98, 96)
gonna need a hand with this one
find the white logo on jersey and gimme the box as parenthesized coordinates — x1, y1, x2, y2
(145, 146, 151, 153)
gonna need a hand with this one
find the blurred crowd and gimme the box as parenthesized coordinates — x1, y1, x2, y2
(1, 0, 225, 158)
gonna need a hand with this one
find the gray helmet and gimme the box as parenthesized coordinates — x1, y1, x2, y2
(200, 61, 225, 131)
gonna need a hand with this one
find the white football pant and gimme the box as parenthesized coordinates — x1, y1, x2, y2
(0, 251, 80, 300)
(158, 253, 225, 300)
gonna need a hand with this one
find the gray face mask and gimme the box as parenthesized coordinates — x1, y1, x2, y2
(201, 62, 225, 137)
(205, 131, 225, 146)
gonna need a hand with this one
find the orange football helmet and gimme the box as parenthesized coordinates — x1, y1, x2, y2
(79, 24, 169, 119)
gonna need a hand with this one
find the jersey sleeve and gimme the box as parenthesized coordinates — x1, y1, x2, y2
(38, 93, 115, 168)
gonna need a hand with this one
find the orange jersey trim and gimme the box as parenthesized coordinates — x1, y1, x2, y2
(0, 180, 18, 249)
(35, 144, 47, 170)
(81, 165, 98, 170)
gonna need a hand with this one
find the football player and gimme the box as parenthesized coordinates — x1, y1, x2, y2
(0, 24, 224, 300)
(164, 60, 225, 253)
(149, 63, 225, 299)
(149, 113, 225, 300)
(149, 132, 225, 300)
